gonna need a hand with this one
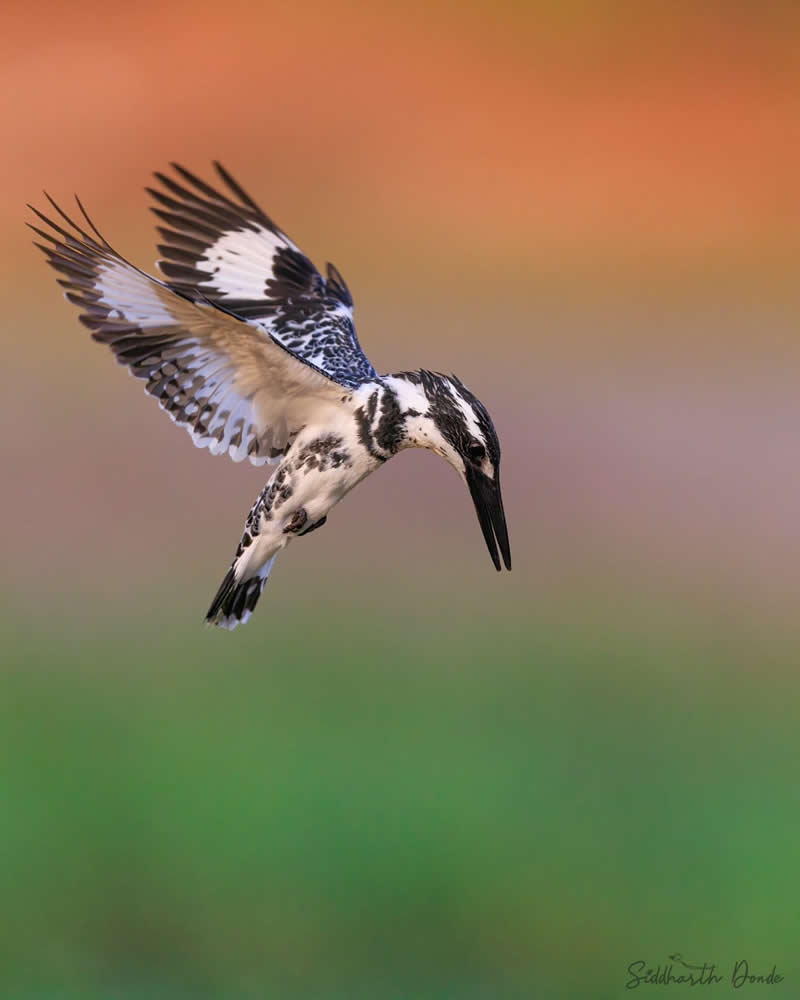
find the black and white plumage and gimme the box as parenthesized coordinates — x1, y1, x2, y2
(30, 163, 511, 629)
(149, 163, 376, 389)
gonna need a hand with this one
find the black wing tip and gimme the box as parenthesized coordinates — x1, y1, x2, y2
(151, 161, 272, 227)
(325, 261, 353, 308)
(73, 194, 108, 246)
(212, 161, 265, 215)
(27, 191, 111, 253)
(168, 160, 190, 177)
(27, 200, 76, 245)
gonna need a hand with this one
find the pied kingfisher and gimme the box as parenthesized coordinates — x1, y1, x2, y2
(30, 163, 511, 628)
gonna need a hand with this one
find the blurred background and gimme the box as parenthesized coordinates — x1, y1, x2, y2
(2, 1, 800, 997)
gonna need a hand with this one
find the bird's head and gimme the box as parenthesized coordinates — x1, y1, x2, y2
(385, 370, 511, 571)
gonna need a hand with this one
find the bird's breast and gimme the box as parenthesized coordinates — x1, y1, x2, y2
(278, 436, 376, 525)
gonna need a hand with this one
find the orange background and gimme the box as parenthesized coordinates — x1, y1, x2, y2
(3, 0, 800, 625)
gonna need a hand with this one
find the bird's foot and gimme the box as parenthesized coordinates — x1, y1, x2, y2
(284, 508, 308, 534)
(284, 510, 328, 536)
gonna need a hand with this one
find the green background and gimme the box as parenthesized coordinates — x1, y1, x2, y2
(3, 591, 799, 998)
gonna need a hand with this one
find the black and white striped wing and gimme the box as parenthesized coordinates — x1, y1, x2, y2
(30, 197, 349, 466)
(149, 163, 378, 390)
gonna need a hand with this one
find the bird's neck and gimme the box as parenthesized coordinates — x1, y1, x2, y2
(380, 374, 435, 450)
(352, 375, 430, 460)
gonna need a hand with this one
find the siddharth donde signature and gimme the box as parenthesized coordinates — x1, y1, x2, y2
(626, 954, 784, 989)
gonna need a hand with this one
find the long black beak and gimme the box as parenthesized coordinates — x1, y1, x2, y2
(466, 468, 512, 571)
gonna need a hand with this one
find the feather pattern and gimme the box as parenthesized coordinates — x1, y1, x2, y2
(149, 163, 377, 389)
(29, 195, 352, 466)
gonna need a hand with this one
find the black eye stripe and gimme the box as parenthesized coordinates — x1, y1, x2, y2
(408, 369, 501, 464)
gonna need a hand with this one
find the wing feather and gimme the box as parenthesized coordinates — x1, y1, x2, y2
(149, 163, 377, 388)
(30, 197, 349, 466)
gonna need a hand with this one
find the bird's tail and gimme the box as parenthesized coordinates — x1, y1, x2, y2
(205, 557, 276, 630)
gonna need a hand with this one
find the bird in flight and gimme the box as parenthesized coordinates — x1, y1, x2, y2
(29, 163, 511, 628)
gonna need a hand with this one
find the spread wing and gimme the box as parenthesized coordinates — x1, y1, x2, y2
(148, 162, 378, 389)
(29, 196, 352, 466)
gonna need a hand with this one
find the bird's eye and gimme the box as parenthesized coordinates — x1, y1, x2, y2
(468, 442, 486, 462)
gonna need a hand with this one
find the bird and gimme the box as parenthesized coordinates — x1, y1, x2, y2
(29, 163, 511, 629)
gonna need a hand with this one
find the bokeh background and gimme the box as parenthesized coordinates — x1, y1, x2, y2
(2, 2, 800, 997)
